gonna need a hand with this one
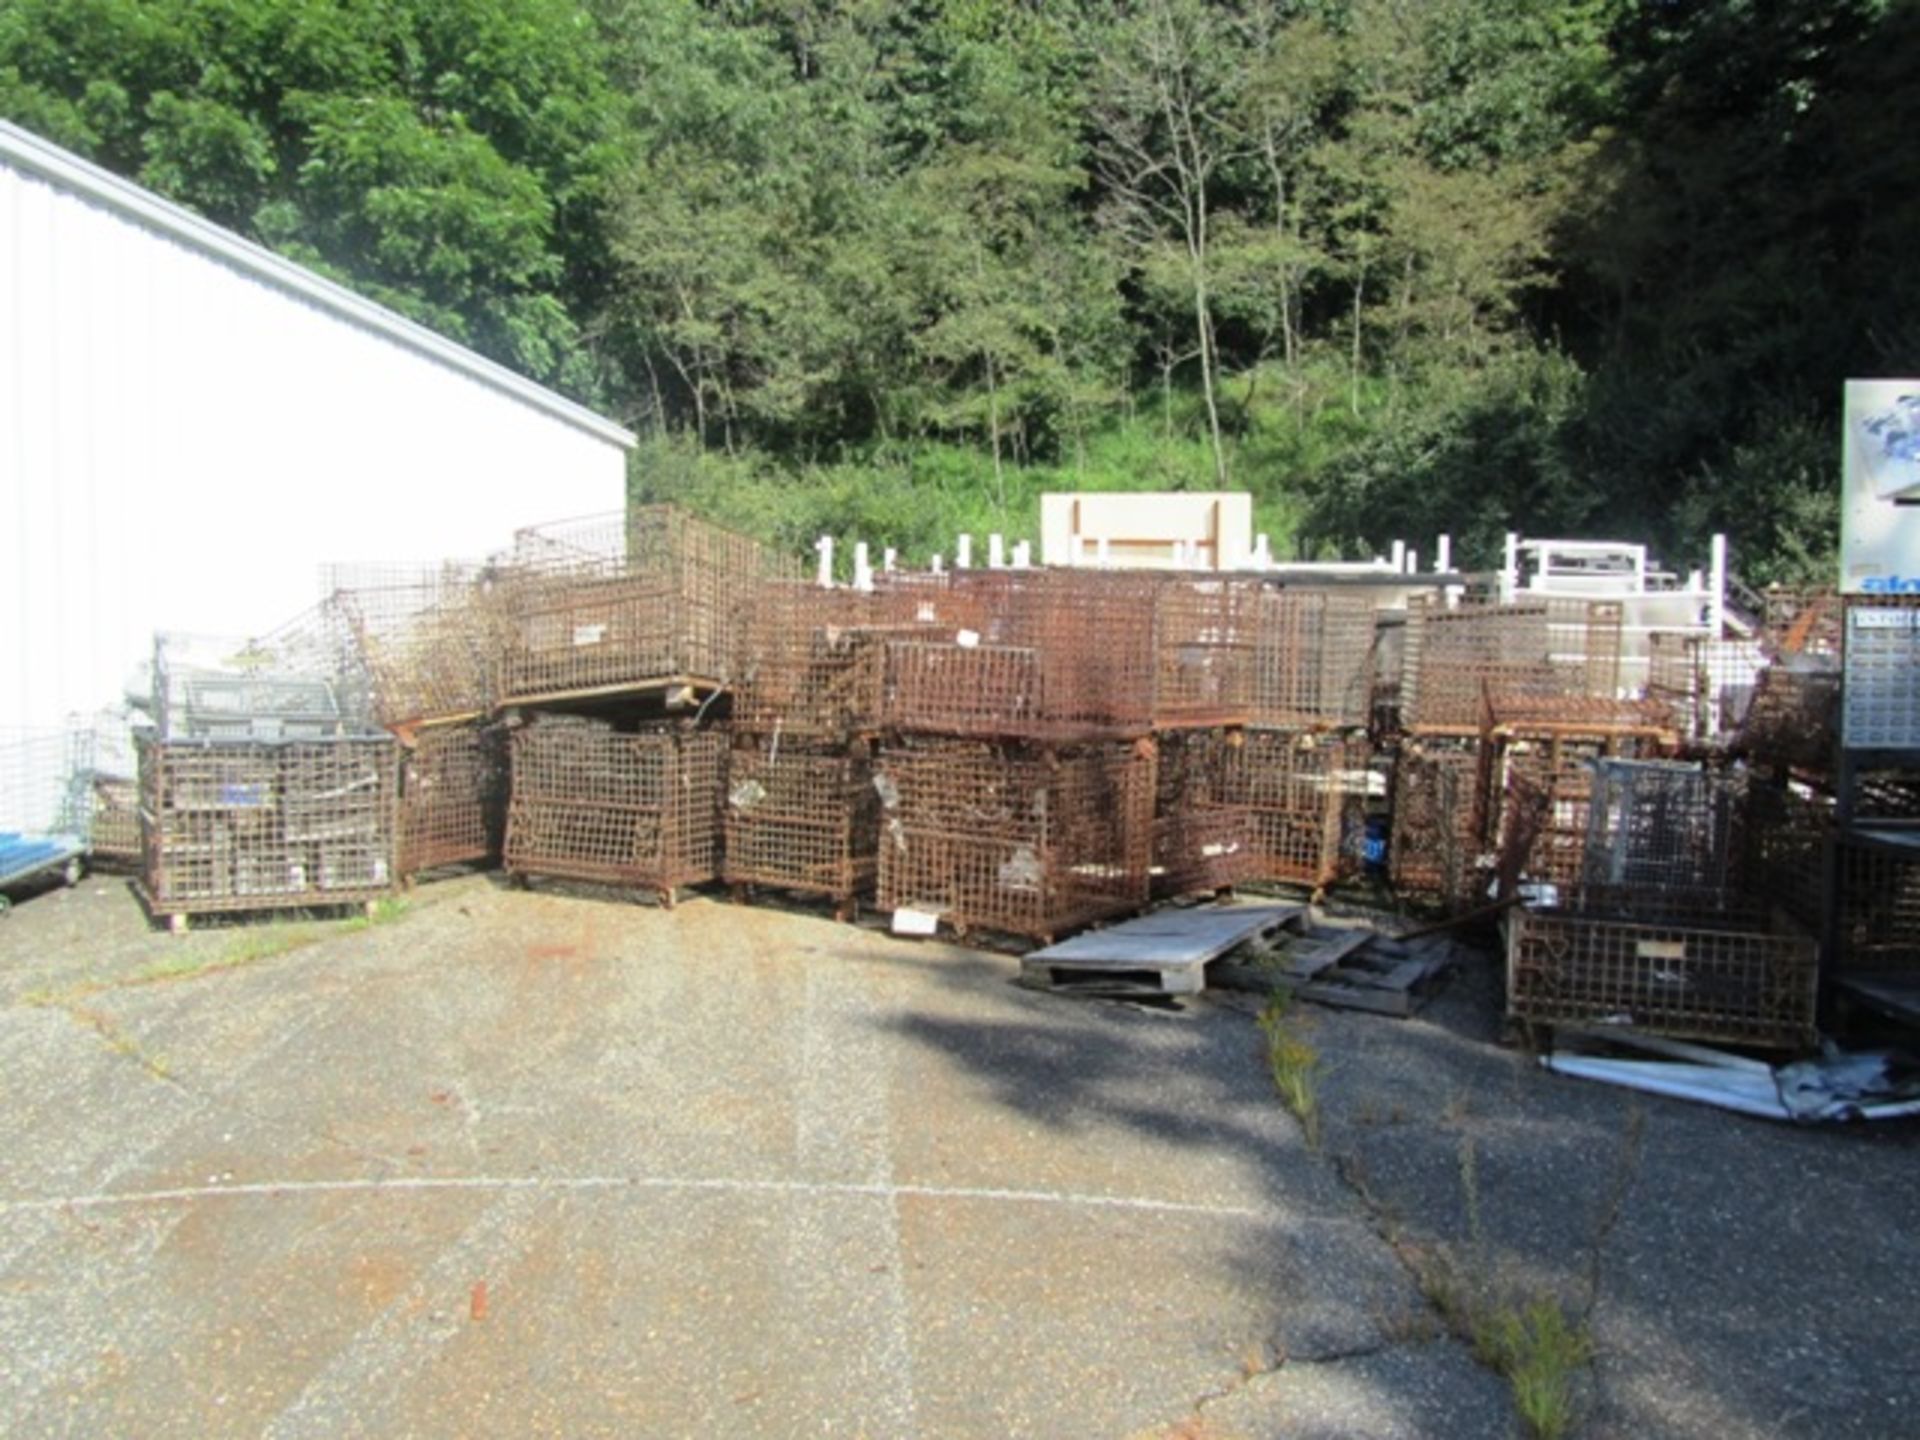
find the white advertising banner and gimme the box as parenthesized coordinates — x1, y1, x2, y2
(1842, 378, 1920, 593)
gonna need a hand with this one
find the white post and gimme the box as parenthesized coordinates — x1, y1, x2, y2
(956, 535, 972, 569)
(815, 536, 834, 588)
(1709, 532, 1728, 636)
(1253, 533, 1271, 569)
(1012, 540, 1031, 568)
(1405, 548, 1419, 575)
(853, 542, 873, 592)
(1390, 539, 1406, 574)
(989, 534, 1005, 569)
(931, 554, 944, 575)
(1501, 532, 1520, 603)
(883, 547, 897, 573)
(1435, 534, 1452, 574)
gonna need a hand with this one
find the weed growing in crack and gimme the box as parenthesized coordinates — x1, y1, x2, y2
(1256, 994, 1322, 1147)
(1476, 1296, 1592, 1440)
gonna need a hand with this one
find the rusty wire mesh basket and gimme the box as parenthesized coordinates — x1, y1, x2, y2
(503, 718, 726, 899)
(1152, 579, 1254, 729)
(1739, 781, 1831, 934)
(329, 562, 507, 729)
(1222, 729, 1365, 888)
(734, 584, 897, 740)
(1831, 835, 1920, 977)
(880, 570, 1158, 741)
(722, 737, 879, 906)
(1506, 883, 1818, 1049)
(1402, 597, 1627, 733)
(1388, 739, 1484, 907)
(1150, 729, 1251, 900)
(399, 722, 506, 879)
(874, 736, 1153, 941)
(1581, 759, 1746, 895)
(1247, 588, 1378, 730)
(497, 506, 798, 705)
(136, 736, 399, 922)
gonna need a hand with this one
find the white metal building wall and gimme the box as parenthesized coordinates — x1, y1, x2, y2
(0, 124, 632, 735)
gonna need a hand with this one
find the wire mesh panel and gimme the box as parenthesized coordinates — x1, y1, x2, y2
(151, 603, 372, 742)
(875, 737, 1153, 940)
(1246, 588, 1377, 730)
(723, 739, 878, 904)
(1222, 730, 1363, 888)
(1403, 597, 1626, 732)
(1831, 835, 1920, 976)
(137, 738, 399, 918)
(497, 506, 797, 704)
(1389, 740, 1483, 905)
(330, 563, 506, 728)
(1735, 660, 1839, 773)
(399, 723, 506, 878)
(1151, 729, 1251, 899)
(1153, 580, 1253, 728)
(880, 570, 1160, 740)
(1843, 598, 1920, 750)
(1739, 782, 1831, 934)
(1507, 887, 1818, 1048)
(1492, 737, 1617, 895)
(734, 584, 891, 740)
(504, 720, 726, 896)
(1581, 759, 1745, 894)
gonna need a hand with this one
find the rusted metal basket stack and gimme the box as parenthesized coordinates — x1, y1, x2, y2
(497, 506, 796, 707)
(724, 739, 880, 916)
(1150, 728, 1250, 900)
(503, 718, 725, 904)
(1249, 589, 1377, 732)
(398, 723, 506, 878)
(135, 735, 400, 931)
(874, 736, 1154, 942)
(1388, 740, 1483, 906)
(1152, 578, 1255, 729)
(1221, 729, 1361, 890)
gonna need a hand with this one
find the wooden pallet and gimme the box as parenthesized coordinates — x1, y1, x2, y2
(1019, 904, 1306, 997)
(1215, 918, 1460, 1016)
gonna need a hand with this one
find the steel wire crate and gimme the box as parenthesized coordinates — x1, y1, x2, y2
(399, 722, 506, 879)
(1152, 579, 1254, 728)
(1246, 588, 1377, 730)
(1581, 759, 1745, 895)
(1491, 735, 1644, 898)
(1506, 884, 1818, 1049)
(497, 506, 797, 705)
(723, 737, 879, 910)
(1222, 730, 1364, 888)
(1388, 740, 1484, 906)
(1739, 781, 1831, 934)
(874, 737, 1153, 941)
(879, 570, 1159, 740)
(329, 562, 506, 728)
(734, 583, 891, 740)
(503, 720, 725, 901)
(135, 737, 399, 928)
(1402, 597, 1626, 733)
(1831, 834, 1920, 977)
(150, 603, 373, 742)
(1150, 729, 1251, 900)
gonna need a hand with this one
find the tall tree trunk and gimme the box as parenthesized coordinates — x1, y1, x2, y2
(1349, 256, 1368, 418)
(985, 350, 1005, 512)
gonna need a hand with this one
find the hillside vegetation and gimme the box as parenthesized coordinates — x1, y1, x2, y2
(6, 0, 1915, 577)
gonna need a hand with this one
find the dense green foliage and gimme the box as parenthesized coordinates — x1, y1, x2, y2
(5, 0, 1913, 578)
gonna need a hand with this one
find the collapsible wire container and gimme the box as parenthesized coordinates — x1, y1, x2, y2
(723, 737, 879, 910)
(875, 737, 1153, 941)
(497, 506, 796, 705)
(87, 773, 142, 868)
(399, 722, 506, 879)
(734, 583, 890, 740)
(1491, 736, 1631, 897)
(1402, 597, 1625, 733)
(880, 570, 1158, 741)
(1739, 781, 1831, 935)
(1830, 834, 1920, 977)
(330, 562, 505, 728)
(1152, 579, 1253, 729)
(1222, 730, 1363, 888)
(1150, 729, 1251, 900)
(1388, 740, 1484, 906)
(151, 603, 371, 742)
(1646, 634, 1765, 748)
(503, 719, 725, 901)
(1506, 885, 1818, 1049)
(136, 736, 399, 927)
(0, 729, 92, 906)
(1247, 588, 1377, 730)
(1581, 759, 1744, 894)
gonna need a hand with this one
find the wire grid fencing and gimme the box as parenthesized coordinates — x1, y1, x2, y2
(874, 737, 1153, 940)
(1221, 730, 1364, 888)
(496, 506, 799, 703)
(1388, 740, 1484, 906)
(1581, 759, 1746, 895)
(1842, 597, 1920, 751)
(504, 719, 726, 896)
(0, 728, 93, 849)
(1402, 597, 1627, 732)
(1244, 588, 1377, 730)
(1150, 729, 1251, 900)
(1831, 837, 1920, 976)
(328, 561, 507, 728)
(879, 569, 1160, 741)
(1505, 884, 1818, 1048)
(399, 723, 506, 878)
(1152, 579, 1254, 729)
(137, 737, 399, 915)
(722, 737, 879, 904)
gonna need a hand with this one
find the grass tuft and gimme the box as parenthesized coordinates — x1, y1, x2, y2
(1256, 994, 1322, 1148)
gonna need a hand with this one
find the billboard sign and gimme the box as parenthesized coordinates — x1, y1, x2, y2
(1842, 379, 1920, 593)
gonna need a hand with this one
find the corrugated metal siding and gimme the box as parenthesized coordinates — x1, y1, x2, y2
(0, 156, 627, 734)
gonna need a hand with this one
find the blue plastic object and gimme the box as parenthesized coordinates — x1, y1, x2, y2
(0, 830, 86, 889)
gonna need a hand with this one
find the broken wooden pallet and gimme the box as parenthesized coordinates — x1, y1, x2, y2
(1215, 919, 1460, 1016)
(1019, 903, 1307, 997)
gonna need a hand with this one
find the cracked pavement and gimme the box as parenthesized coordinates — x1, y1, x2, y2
(1, 876, 1915, 1436)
